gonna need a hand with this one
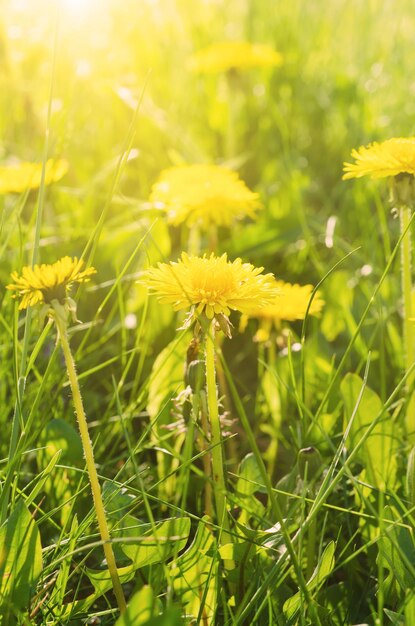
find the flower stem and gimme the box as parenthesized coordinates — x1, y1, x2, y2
(198, 392, 213, 518)
(225, 72, 237, 160)
(266, 341, 279, 478)
(54, 310, 127, 613)
(205, 321, 231, 543)
(400, 205, 415, 434)
(188, 224, 201, 255)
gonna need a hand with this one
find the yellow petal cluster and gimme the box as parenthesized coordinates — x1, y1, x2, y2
(189, 41, 283, 74)
(150, 164, 260, 228)
(343, 138, 415, 180)
(145, 252, 278, 320)
(7, 256, 96, 310)
(242, 280, 324, 341)
(0, 159, 69, 194)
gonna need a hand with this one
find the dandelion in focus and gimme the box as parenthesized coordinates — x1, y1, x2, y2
(145, 252, 277, 334)
(144, 252, 277, 543)
(0, 159, 68, 194)
(189, 41, 283, 74)
(150, 164, 260, 229)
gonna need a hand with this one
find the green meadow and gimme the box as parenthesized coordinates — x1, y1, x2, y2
(2, 0, 415, 624)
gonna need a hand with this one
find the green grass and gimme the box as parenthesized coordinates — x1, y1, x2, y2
(1, 0, 415, 624)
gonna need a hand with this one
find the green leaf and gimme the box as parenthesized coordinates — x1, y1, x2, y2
(102, 481, 137, 524)
(147, 334, 189, 421)
(141, 609, 183, 626)
(341, 373, 397, 489)
(126, 608, 183, 626)
(384, 608, 405, 625)
(260, 368, 282, 424)
(283, 541, 336, 620)
(235, 453, 266, 525)
(236, 453, 265, 497)
(49, 515, 79, 616)
(121, 516, 191, 567)
(63, 517, 190, 619)
(171, 517, 217, 624)
(405, 594, 415, 626)
(146, 333, 190, 498)
(25, 449, 62, 509)
(115, 586, 157, 626)
(320, 271, 352, 341)
(218, 541, 255, 563)
(38, 418, 83, 465)
(114, 586, 183, 626)
(37, 418, 84, 525)
(0, 500, 43, 621)
(62, 564, 137, 618)
(378, 506, 415, 593)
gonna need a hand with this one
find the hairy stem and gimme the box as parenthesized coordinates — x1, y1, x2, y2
(205, 321, 231, 543)
(54, 310, 127, 613)
(400, 205, 415, 434)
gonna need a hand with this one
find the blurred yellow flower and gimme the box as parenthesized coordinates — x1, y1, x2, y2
(145, 252, 277, 323)
(150, 164, 260, 228)
(241, 280, 324, 341)
(189, 41, 283, 74)
(343, 138, 415, 180)
(0, 158, 68, 194)
(7, 256, 96, 310)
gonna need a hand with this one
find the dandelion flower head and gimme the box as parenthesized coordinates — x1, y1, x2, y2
(0, 159, 69, 194)
(150, 164, 261, 228)
(189, 41, 283, 74)
(7, 256, 96, 310)
(144, 252, 278, 326)
(241, 280, 324, 342)
(343, 138, 415, 180)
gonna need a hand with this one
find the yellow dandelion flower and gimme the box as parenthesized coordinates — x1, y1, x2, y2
(7, 256, 96, 310)
(0, 158, 69, 194)
(145, 252, 277, 323)
(343, 138, 415, 180)
(241, 280, 324, 341)
(150, 164, 261, 228)
(189, 41, 283, 74)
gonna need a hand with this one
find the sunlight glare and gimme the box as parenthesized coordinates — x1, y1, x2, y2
(58, 0, 102, 19)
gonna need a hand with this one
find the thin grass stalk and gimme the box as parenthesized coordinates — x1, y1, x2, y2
(305, 500, 317, 581)
(377, 489, 385, 626)
(54, 311, 127, 613)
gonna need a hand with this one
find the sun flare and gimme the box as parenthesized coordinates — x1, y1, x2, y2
(58, 0, 101, 18)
